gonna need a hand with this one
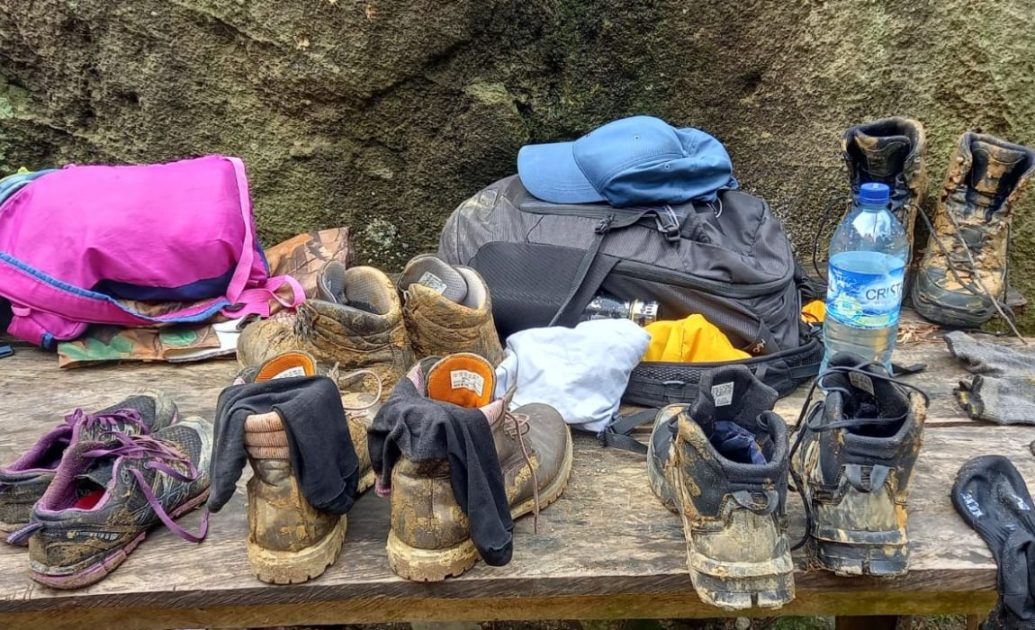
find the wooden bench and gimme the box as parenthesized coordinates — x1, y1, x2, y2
(0, 330, 1029, 630)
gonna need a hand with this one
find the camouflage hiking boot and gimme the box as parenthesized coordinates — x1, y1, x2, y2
(397, 254, 505, 365)
(239, 352, 353, 584)
(383, 353, 573, 581)
(0, 391, 178, 540)
(237, 262, 414, 398)
(790, 352, 928, 577)
(16, 419, 211, 589)
(842, 117, 928, 254)
(647, 365, 794, 610)
(913, 132, 1035, 327)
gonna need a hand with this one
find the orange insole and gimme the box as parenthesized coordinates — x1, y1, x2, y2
(255, 352, 317, 382)
(425, 353, 496, 408)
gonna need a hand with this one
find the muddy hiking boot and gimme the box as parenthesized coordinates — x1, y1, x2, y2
(13, 419, 212, 589)
(237, 262, 414, 398)
(222, 351, 374, 584)
(790, 352, 928, 577)
(913, 132, 1035, 328)
(0, 391, 178, 540)
(374, 353, 573, 582)
(842, 116, 928, 256)
(647, 365, 794, 611)
(397, 254, 505, 365)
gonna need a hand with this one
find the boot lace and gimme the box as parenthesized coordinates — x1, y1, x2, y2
(504, 410, 541, 533)
(787, 359, 929, 551)
(327, 364, 384, 411)
(915, 200, 1024, 342)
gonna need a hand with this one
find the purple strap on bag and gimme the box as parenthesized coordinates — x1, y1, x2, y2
(0, 156, 303, 347)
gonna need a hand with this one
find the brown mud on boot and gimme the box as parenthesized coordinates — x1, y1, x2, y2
(237, 263, 414, 398)
(913, 132, 1035, 327)
(239, 353, 353, 584)
(842, 117, 927, 254)
(378, 353, 572, 581)
(791, 353, 928, 577)
(397, 254, 505, 365)
(647, 366, 794, 611)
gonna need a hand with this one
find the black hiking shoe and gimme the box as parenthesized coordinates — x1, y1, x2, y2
(647, 365, 794, 610)
(0, 391, 179, 539)
(15, 419, 212, 589)
(790, 352, 928, 576)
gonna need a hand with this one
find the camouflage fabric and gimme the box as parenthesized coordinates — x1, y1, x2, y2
(264, 227, 351, 301)
(913, 132, 1035, 327)
(57, 323, 233, 368)
(841, 117, 927, 256)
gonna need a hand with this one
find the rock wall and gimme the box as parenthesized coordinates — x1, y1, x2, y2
(2, 0, 1034, 329)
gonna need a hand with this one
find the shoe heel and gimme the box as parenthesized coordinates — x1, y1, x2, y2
(689, 562, 795, 610)
(248, 516, 346, 584)
(812, 537, 908, 576)
(386, 528, 479, 581)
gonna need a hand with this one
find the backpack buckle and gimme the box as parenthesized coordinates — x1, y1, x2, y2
(654, 208, 681, 243)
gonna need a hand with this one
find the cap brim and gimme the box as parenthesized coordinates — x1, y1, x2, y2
(517, 142, 605, 204)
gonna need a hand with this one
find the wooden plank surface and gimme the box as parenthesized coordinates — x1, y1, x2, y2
(0, 337, 1028, 628)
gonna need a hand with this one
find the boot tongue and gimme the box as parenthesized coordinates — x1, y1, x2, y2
(691, 365, 779, 428)
(855, 132, 911, 182)
(690, 366, 778, 464)
(822, 353, 909, 425)
(969, 139, 1027, 210)
(316, 261, 349, 304)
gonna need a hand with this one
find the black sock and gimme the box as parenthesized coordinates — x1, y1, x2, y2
(953, 455, 1035, 625)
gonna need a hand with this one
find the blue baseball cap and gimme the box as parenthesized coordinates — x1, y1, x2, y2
(517, 115, 737, 207)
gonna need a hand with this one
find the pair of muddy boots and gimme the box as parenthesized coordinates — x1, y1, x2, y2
(236, 254, 505, 397)
(647, 357, 926, 610)
(843, 118, 1035, 326)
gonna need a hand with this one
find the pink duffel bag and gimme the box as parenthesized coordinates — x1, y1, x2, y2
(0, 155, 303, 347)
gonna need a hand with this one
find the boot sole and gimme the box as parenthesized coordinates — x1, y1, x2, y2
(386, 432, 574, 582)
(811, 537, 908, 577)
(248, 515, 347, 585)
(674, 475, 795, 610)
(29, 488, 210, 590)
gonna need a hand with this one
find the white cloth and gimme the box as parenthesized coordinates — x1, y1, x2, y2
(494, 319, 650, 433)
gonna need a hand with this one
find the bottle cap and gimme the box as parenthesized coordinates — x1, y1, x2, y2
(859, 182, 891, 206)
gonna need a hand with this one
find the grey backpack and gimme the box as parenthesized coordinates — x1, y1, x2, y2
(438, 175, 822, 411)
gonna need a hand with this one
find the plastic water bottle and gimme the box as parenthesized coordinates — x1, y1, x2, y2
(822, 182, 908, 371)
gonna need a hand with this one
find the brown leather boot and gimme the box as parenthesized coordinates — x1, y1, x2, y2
(397, 255, 505, 365)
(913, 132, 1035, 327)
(242, 352, 358, 584)
(842, 117, 927, 255)
(381, 353, 572, 581)
(237, 263, 414, 398)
